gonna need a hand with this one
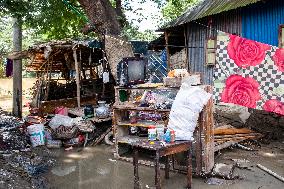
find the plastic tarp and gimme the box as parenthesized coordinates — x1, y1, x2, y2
(168, 82, 212, 141)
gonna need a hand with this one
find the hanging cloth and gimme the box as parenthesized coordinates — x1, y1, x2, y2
(5, 58, 13, 77)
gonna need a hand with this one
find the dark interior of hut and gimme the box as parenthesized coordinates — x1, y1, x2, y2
(26, 41, 115, 114)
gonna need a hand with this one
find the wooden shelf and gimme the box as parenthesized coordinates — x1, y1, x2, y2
(117, 136, 147, 145)
(113, 105, 171, 112)
(115, 85, 179, 90)
(117, 121, 164, 128)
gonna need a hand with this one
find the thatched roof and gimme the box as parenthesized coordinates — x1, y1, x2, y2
(26, 40, 103, 72)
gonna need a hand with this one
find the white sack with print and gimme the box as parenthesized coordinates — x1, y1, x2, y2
(168, 83, 211, 140)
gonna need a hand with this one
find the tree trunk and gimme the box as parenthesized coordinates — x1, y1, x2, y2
(78, 0, 121, 35)
(12, 17, 22, 118)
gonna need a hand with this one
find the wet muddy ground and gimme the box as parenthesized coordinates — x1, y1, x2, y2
(47, 141, 284, 189)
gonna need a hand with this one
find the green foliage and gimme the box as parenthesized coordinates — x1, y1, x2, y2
(162, 0, 198, 21)
(0, 0, 87, 40)
(0, 60, 5, 78)
(122, 23, 158, 41)
(0, 17, 13, 55)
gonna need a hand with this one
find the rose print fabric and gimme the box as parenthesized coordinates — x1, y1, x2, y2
(214, 33, 284, 115)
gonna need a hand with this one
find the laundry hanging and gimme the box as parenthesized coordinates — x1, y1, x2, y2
(5, 58, 13, 77)
(214, 32, 284, 115)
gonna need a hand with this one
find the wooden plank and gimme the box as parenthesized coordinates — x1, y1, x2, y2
(39, 96, 97, 115)
(195, 113, 202, 175)
(89, 127, 112, 146)
(214, 128, 255, 135)
(214, 133, 262, 139)
(202, 86, 214, 174)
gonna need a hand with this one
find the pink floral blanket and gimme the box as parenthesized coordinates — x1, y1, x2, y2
(214, 33, 284, 115)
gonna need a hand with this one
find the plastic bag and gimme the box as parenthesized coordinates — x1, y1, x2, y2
(167, 84, 211, 140)
(48, 114, 74, 129)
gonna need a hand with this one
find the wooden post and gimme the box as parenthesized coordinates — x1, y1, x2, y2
(184, 25, 189, 71)
(73, 49, 80, 107)
(12, 17, 22, 118)
(165, 31, 171, 71)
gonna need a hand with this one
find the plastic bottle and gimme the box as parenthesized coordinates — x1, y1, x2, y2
(156, 124, 165, 141)
(164, 129, 171, 143)
(148, 125, 157, 141)
(170, 129, 175, 143)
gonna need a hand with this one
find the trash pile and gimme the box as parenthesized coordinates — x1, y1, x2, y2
(0, 108, 55, 189)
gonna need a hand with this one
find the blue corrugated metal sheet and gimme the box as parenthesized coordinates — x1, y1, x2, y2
(163, 0, 262, 29)
(242, 0, 284, 46)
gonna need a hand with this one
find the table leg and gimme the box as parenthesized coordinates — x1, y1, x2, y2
(186, 143, 192, 189)
(133, 148, 140, 189)
(155, 150, 161, 189)
(83, 133, 88, 147)
(165, 156, 170, 179)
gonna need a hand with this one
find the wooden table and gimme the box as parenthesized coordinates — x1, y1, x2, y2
(131, 140, 192, 189)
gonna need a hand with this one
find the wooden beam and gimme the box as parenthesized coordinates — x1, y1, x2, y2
(165, 31, 171, 71)
(7, 50, 28, 60)
(73, 49, 81, 107)
(214, 128, 254, 135)
(12, 17, 22, 118)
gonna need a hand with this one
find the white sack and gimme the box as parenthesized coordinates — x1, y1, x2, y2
(49, 114, 74, 129)
(168, 84, 211, 140)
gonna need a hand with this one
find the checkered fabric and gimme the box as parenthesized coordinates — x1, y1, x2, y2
(214, 33, 284, 110)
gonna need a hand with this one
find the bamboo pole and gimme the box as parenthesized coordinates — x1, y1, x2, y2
(73, 49, 80, 107)
(257, 164, 284, 182)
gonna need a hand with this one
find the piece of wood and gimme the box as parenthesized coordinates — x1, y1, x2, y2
(202, 86, 214, 174)
(39, 96, 97, 115)
(7, 50, 28, 60)
(195, 112, 202, 175)
(214, 135, 262, 142)
(89, 127, 112, 146)
(214, 133, 261, 139)
(133, 148, 140, 189)
(187, 143, 192, 189)
(155, 150, 161, 189)
(73, 49, 81, 107)
(165, 31, 171, 71)
(257, 164, 284, 183)
(214, 128, 255, 135)
(165, 156, 170, 179)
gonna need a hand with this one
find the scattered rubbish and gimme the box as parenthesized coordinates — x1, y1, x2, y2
(205, 177, 225, 185)
(231, 159, 253, 170)
(257, 164, 284, 182)
(0, 109, 55, 188)
(51, 166, 76, 176)
(212, 163, 235, 179)
(65, 146, 73, 151)
(205, 177, 237, 185)
(236, 143, 254, 151)
(108, 158, 117, 162)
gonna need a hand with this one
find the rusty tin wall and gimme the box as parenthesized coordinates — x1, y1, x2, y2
(186, 10, 242, 85)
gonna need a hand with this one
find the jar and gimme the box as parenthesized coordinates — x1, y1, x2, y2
(95, 101, 110, 118)
(84, 105, 94, 118)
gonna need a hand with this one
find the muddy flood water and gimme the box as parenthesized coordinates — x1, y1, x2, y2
(46, 142, 284, 189)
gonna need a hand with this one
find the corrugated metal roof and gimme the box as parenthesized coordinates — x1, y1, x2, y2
(163, 0, 264, 29)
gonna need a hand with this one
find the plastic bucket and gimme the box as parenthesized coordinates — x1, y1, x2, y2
(27, 124, 45, 147)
